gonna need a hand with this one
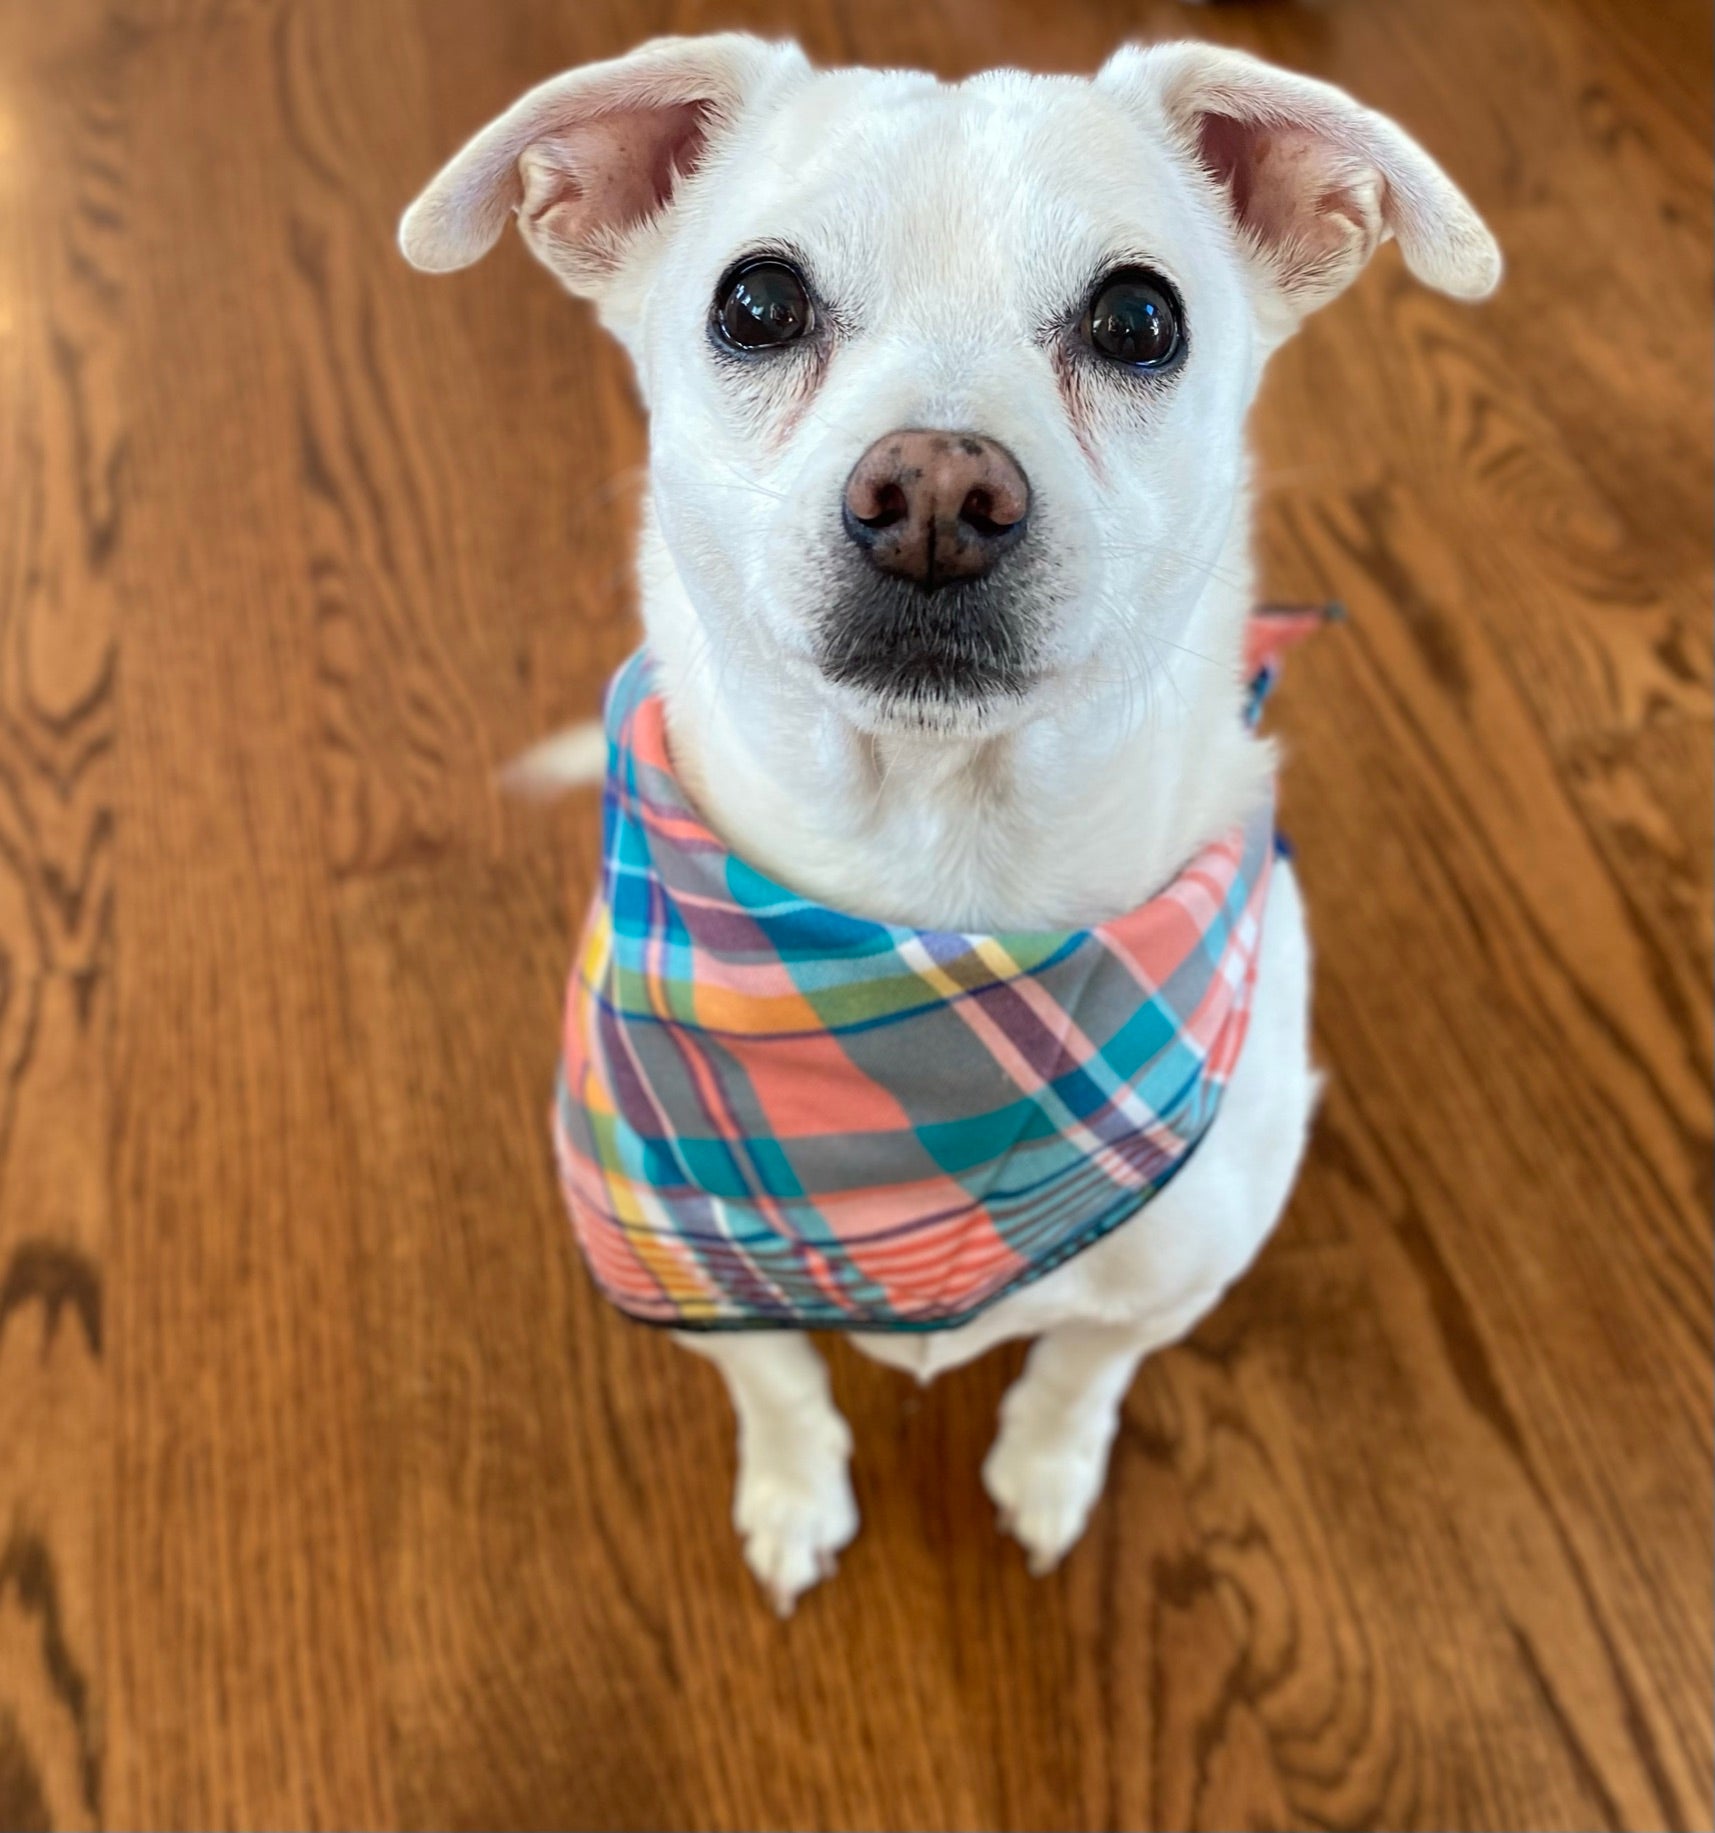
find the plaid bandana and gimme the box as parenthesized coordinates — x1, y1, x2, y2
(554, 611, 1327, 1332)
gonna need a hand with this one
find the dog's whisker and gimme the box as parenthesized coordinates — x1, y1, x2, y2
(679, 478, 794, 500)
(1093, 539, 1254, 596)
(1130, 629, 1230, 669)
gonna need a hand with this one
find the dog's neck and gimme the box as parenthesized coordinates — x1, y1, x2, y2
(638, 505, 1273, 932)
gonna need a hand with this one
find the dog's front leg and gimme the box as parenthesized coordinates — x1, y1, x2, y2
(982, 1295, 1215, 1573)
(676, 1332, 858, 1614)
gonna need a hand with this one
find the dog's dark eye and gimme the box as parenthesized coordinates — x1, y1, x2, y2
(1082, 269, 1183, 370)
(714, 259, 814, 351)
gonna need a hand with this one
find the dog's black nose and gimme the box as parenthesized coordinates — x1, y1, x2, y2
(842, 430, 1030, 590)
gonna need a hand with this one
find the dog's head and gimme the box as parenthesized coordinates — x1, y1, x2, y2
(403, 37, 1497, 736)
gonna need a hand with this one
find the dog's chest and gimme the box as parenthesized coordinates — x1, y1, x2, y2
(557, 654, 1283, 1335)
(806, 752, 1180, 932)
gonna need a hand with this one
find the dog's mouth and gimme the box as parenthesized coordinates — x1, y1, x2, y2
(811, 574, 1045, 728)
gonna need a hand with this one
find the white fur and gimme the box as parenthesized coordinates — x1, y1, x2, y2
(405, 36, 1497, 1612)
(498, 720, 606, 799)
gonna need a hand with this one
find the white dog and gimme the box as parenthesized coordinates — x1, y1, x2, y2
(401, 36, 1498, 1613)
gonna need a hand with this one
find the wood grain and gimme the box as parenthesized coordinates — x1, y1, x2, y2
(0, 0, 1707, 1827)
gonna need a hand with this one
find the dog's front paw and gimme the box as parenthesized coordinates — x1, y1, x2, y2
(982, 1418, 1112, 1575)
(734, 1454, 859, 1616)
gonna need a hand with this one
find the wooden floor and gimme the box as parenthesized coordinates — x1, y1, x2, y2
(0, 0, 1709, 1827)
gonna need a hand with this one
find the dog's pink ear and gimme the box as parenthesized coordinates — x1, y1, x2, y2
(1101, 44, 1500, 318)
(399, 34, 806, 292)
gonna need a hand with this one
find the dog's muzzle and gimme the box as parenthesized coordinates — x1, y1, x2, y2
(822, 428, 1038, 706)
